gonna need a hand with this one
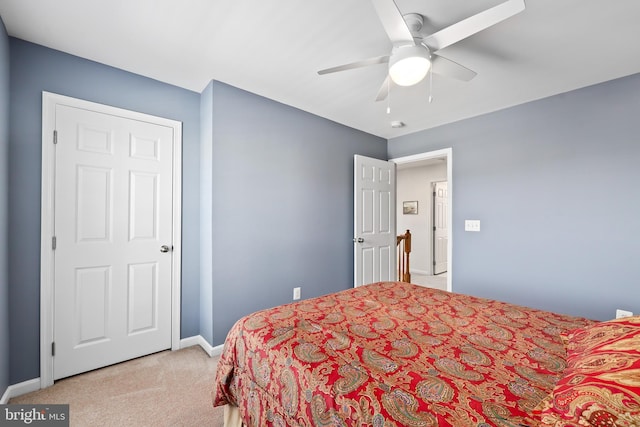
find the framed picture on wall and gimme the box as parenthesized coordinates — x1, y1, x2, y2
(403, 201, 418, 215)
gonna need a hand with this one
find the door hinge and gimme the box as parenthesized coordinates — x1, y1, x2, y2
(52, 236, 57, 250)
(53, 130, 58, 144)
(51, 342, 55, 356)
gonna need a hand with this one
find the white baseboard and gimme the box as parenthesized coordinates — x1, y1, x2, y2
(1, 378, 41, 404)
(179, 335, 224, 357)
(210, 343, 224, 357)
(411, 269, 430, 275)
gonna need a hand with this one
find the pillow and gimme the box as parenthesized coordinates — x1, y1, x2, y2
(534, 316, 640, 427)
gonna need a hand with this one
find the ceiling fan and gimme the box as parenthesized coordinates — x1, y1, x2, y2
(318, 0, 525, 101)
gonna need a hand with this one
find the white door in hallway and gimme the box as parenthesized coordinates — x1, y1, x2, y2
(53, 103, 175, 379)
(433, 181, 448, 275)
(354, 155, 396, 287)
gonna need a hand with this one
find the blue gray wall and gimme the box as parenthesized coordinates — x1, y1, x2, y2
(8, 38, 201, 383)
(388, 73, 640, 321)
(0, 17, 10, 398)
(209, 81, 386, 345)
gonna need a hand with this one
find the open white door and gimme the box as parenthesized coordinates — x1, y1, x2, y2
(433, 181, 448, 274)
(354, 155, 396, 287)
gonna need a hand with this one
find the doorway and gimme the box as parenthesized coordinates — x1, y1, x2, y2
(390, 148, 452, 292)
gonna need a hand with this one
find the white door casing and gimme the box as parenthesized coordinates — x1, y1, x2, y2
(354, 155, 396, 287)
(40, 92, 182, 386)
(433, 181, 448, 275)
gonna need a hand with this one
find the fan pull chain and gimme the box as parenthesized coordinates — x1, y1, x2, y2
(428, 60, 433, 103)
(386, 77, 391, 114)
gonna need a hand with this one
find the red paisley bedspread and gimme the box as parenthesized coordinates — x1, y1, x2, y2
(212, 282, 594, 427)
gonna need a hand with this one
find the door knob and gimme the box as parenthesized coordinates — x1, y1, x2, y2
(353, 237, 364, 243)
(160, 245, 171, 253)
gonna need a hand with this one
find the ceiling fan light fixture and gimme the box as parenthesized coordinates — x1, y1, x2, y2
(388, 45, 431, 87)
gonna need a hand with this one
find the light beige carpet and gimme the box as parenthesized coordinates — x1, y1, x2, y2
(10, 346, 224, 426)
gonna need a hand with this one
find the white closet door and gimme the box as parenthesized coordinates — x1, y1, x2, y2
(53, 103, 174, 379)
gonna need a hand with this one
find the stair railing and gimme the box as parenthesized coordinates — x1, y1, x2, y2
(396, 229, 411, 283)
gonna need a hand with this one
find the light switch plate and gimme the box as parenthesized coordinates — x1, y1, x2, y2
(465, 220, 481, 232)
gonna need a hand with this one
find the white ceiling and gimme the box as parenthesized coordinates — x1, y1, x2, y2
(1, 0, 639, 139)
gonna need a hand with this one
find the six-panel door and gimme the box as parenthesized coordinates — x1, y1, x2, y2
(354, 155, 396, 287)
(53, 104, 174, 379)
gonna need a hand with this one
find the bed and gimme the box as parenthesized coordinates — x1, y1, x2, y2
(212, 281, 640, 426)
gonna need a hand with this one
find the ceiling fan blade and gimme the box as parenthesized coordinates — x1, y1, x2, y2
(318, 55, 389, 75)
(371, 0, 415, 46)
(375, 75, 393, 102)
(422, 0, 525, 51)
(431, 55, 477, 81)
